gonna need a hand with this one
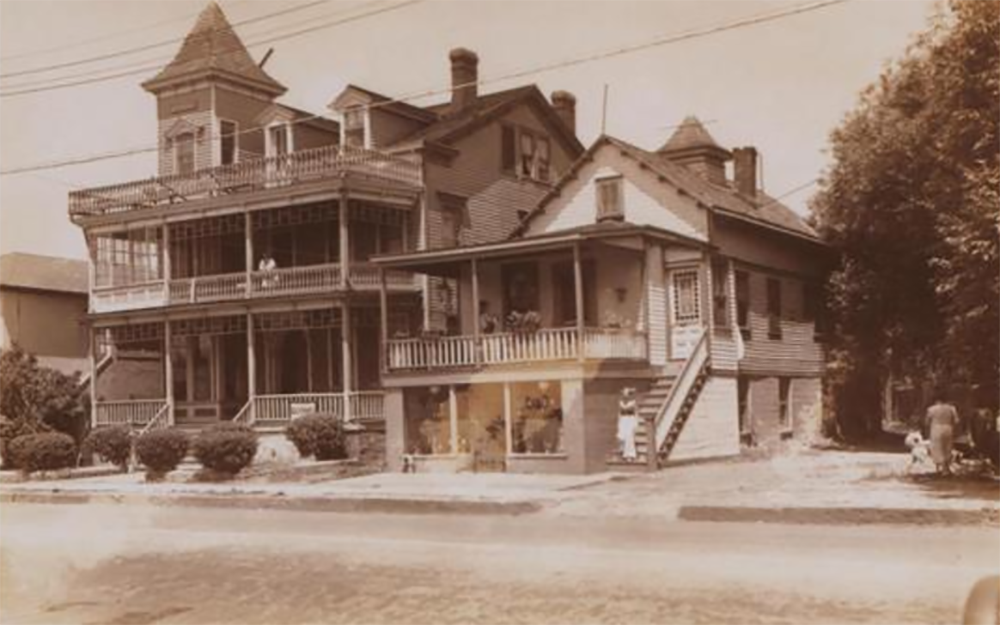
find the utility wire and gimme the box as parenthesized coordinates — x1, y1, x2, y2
(0, 0, 420, 97)
(0, 0, 332, 79)
(0, 0, 850, 176)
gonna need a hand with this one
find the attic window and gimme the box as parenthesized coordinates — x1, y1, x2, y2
(175, 132, 195, 175)
(595, 176, 624, 222)
(344, 107, 366, 149)
(501, 125, 551, 183)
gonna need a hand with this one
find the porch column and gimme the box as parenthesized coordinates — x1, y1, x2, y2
(573, 242, 585, 362)
(162, 223, 171, 284)
(471, 257, 480, 365)
(448, 385, 459, 454)
(341, 303, 353, 421)
(379, 268, 389, 373)
(88, 327, 97, 428)
(503, 382, 513, 456)
(701, 253, 713, 353)
(417, 194, 430, 330)
(244, 211, 253, 297)
(246, 312, 256, 400)
(164, 320, 174, 425)
(86, 235, 96, 314)
(339, 192, 350, 289)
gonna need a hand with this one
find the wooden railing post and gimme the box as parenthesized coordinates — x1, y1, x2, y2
(646, 414, 658, 471)
(573, 242, 585, 362)
(471, 257, 481, 366)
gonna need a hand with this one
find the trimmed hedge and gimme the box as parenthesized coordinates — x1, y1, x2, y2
(83, 425, 132, 470)
(192, 422, 258, 475)
(135, 428, 190, 480)
(7, 432, 77, 473)
(285, 413, 347, 461)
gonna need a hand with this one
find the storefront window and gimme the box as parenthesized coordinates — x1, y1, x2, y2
(511, 381, 563, 454)
(454, 385, 505, 470)
(404, 387, 452, 455)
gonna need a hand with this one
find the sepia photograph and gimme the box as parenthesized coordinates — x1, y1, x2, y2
(0, 0, 997, 623)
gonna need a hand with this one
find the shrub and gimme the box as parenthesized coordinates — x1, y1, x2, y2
(83, 426, 133, 470)
(135, 428, 190, 480)
(285, 413, 347, 461)
(7, 432, 77, 473)
(192, 423, 258, 475)
(0, 415, 52, 469)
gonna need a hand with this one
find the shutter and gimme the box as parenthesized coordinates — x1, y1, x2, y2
(501, 126, 516, 173)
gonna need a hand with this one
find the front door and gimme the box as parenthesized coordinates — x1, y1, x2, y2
(668, 268, 703, 360)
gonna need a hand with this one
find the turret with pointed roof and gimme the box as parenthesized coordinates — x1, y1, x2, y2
(656, 116, 731, 186)
(142, 1, 285, 96)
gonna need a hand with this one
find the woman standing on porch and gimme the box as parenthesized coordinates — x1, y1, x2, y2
(618, 387, 638, 462)
(926, 390, 960, 476)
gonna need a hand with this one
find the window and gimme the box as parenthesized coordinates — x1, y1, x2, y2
(596, 176, 624, 222)
(804, 282, 827, 342)
(343, 107, 365, 148)
(711, 259, 730, 328)
(735, 271, 750, 339)
(502, 262, 539, 317)
(220, 120, 238, 165)
(738, 377, 751, 435)
(511, 381, 563, 454)
(501, 125, 552, 182)
(437, 193, 468, 248)
(779, 377, 792, 432)
(766, 277, 782, 339)
(268, 124, 290, 157)
(672, 270, 701, 325)
(175, 132, 195, 174)
(405, 387, 452, 455)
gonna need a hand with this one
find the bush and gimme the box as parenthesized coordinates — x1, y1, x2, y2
(192, 423, 258, 475)
(83, 426, 133, 470)
(0, 415, 52, 469)
(135, 428, 190, 480)
(285, 413, 347, 461)
(7, 432, 77, 473)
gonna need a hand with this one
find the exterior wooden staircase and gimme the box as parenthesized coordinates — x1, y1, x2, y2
(606, 330, 710, 471)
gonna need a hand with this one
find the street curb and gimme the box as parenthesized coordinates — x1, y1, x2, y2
(678, 505, 1000, 526)
(0, 490, 542, 516)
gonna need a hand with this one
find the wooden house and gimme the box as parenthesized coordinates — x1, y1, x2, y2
(373, 121, 830, 473)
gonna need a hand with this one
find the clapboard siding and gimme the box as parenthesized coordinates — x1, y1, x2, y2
(370, 109, 425, 150)
(645, 245, 668, 366)
(214, 85, 273, 156)
(670, 376, 740, 462)
(739, 266, 824, 376)
(525, 145, 708, 241)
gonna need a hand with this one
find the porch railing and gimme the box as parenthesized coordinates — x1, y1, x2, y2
(91, 282, 167, 313)
(387, 328, 648, 371)
(169, 273, 246, 304)
(69, 145, 422, 219)
(93, 399, 169, 428)
(250, 391, 385, 423)
(137, 403, 172, 436)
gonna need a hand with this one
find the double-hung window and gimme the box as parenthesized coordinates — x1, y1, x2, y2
(766, 277, 782, 340)
(501, 125, 552, 182)
(175, 132, 195, 175)
(735, 270, 751, 339)
(343, 107, 366, 148)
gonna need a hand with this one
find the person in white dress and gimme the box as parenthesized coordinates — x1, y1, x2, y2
(617, 387, 639, 461)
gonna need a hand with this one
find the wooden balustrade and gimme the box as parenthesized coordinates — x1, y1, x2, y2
(250, 263, 341, 297)
(349, 392, 385, 421)
(387, 328, 647, 371)
(251, 392, 385, 422)
(168, 273, 247, 305)
(93, 399, 168, 428)
(69, 145, 422, 218)
(91, 282, 167, 313)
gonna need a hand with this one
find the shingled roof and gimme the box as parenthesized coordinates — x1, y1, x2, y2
(658, 115, 725, 153)
(143, 2, 285, 95)
(0, 253, 89, 295)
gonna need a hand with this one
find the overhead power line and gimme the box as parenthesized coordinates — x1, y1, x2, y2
(0, 0, 420, 97)
(0, 0, 851, 176)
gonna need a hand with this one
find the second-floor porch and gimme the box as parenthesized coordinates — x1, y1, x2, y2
(88, 199, 419, 314)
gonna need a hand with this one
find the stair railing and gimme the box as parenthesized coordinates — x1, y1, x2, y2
(136, 403, 171, 437)
(232, 398, 255, 427)
(652, 329, 709, 455)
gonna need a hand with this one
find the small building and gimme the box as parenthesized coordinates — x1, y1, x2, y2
(373, 122, 831, 473)
(0, 252, 89, 375)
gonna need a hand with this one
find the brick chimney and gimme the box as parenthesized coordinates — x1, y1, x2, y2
(449, 48, 479, 111)
(551, 90, 576, 134)
(733, 146, 758, 198)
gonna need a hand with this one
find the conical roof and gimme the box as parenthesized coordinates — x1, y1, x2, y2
(658, 116, 726, 154)
(143, 2, 285, 95)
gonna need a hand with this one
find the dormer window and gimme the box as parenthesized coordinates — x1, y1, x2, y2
(267, 123, 291, 157)
(175, 132, 195, 175)
(343, 107, 366, 149)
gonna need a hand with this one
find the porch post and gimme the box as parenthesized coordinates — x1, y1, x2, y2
(162, 223, 171, 287)
(339, 192, 350, 289)
(341, 303, 353, 421)
(448, 385, 459, 454)
(471, 257, 480, 365)
(88, 326, 97, 428)
(164, 320, 174, 425)
(503, 382, 513, 456)
(246, 312, 256, 401)
(379, 268, 389, 373)
(701, 252, 713, 353)
(573, 242, 585, 362)
(244, 211, 253, 297)
(86, 235, 96, 313)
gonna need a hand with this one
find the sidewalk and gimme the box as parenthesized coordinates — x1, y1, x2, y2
(2, 450, 997, 524)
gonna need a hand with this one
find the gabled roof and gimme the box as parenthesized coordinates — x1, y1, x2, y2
(0, 253, 88, 295)
(331, 85, 438, 123)
(391, 85, 584, 155)
(514, 134, 821, 242)
(143, 2, 285, 96)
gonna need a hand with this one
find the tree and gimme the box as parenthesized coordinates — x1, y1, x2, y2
(0, 345, 86, 439)
(810, 0, 999, 438)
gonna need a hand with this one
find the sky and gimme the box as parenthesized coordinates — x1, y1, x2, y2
(0, 0, 937, 261)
